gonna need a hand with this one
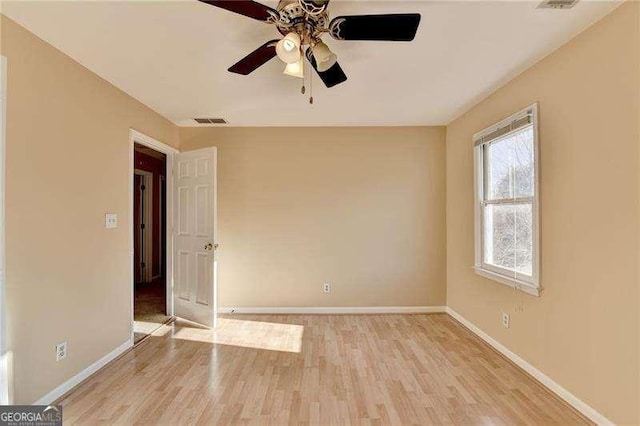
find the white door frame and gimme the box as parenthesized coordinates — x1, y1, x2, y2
(129, 129, 177, 342)
(133, 169, 153, 283)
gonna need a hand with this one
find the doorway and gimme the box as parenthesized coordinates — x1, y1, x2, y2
(129, 130, 218, 340)
(133, 143, 170, 343)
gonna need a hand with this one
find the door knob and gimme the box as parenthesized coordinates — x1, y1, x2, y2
(204, 243, 213, 251)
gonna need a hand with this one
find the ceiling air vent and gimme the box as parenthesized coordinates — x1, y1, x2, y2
(194, 118, 228, 125)
(538, 0, 578, 9)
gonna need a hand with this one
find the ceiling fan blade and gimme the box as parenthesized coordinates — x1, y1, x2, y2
(329, 14, 421, 41)
(198, 0, 277, 22)
(228, 40, 279, 75)
(305, 48, 347, 88)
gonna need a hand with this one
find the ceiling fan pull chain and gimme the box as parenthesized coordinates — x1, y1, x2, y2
(309, 67, 314, 105)
(301, 50, 306, 95)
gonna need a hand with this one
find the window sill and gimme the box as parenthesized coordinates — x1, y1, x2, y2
(473, 267, 541, 297)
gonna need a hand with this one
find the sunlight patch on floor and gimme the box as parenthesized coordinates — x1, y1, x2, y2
(134, 320, 165, 336)
(172, 318, 304, 353)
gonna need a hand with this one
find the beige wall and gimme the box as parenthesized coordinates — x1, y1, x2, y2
(445, 2, 639, 424)
(0, 16, 179, 404)
(180, 127, 446, 308)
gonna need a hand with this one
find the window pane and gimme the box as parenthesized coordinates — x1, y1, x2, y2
(483, 204, 515, 270)
(515, 203, 533, 276)
(486, 139, 513, 199)
(483, 203, 533, 275)
(512, 127, 534, 198)
(486, 126, 534, 200)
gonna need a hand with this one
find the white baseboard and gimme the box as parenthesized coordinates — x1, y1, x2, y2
(33, 338, 133, 405)
(445, 307, 613, 426)
(219, 306, 446, 315)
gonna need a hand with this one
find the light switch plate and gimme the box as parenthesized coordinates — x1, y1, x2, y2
(105, 213, 118, 229)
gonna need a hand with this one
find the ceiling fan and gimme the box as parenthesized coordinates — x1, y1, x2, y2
(199, 0, 421, 89)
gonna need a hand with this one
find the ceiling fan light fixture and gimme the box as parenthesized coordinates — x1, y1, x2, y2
(311, 40, 337, 72)
(282, 39, 296, 52)
(283, 58, 304, 78)
(276, 32, 302, 64)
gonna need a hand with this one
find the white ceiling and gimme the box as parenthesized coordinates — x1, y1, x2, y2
(2, 0, 621, 126)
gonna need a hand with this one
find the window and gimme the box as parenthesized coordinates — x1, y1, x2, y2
(474, 104, 540, 296)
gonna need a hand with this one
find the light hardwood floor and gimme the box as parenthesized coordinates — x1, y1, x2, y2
(59, 314, 590, 425)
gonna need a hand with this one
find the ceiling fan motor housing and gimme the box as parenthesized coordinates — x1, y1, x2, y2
(298, 0, 330, 15)
(275, 0, 329, 45)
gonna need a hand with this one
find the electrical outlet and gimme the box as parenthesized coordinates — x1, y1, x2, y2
(323, 283, 331, 293)
(502, 313, 510, 328)
(56, 342, 67, 361)
(105, 213, 118, 229)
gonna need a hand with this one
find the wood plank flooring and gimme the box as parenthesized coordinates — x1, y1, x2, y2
(58, 314, 590, 425)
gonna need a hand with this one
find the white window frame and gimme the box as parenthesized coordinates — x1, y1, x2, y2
(473, 103, 541, 297)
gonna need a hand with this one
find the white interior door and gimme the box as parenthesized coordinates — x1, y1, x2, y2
(173, 147, 217, 327)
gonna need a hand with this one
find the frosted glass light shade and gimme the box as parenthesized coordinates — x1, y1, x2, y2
(276, 33, 302, 64)
(311, 41, 337, 72)
(283, 59, 304, 78)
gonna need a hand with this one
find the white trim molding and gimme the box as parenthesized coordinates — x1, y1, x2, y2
(445, 307, 614, 426)
(473, 267, 540, 297)
(219, 306, 446, 315)
(130, 129, 178, 155)
(33, 339, 132, 405)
